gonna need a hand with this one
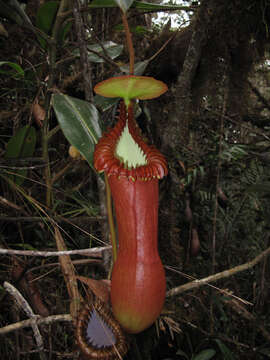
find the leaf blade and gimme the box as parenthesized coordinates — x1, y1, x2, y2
(192, 349, 216, 360)
(5, 125, 36, 185)
(52, 94, 102, 169)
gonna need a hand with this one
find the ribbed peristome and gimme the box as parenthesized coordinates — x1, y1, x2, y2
(94, 102, 167, 181)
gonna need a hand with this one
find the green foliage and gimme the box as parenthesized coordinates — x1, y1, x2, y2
(89, 0, 189, 11)
(214, 339, 236, 360)
(0, 0, 32, 26)
(120, 60, 149, 75)
(94, 94, 119, 112)
(0, 61, 24, 78)
(36, 1, 71, 48)
(36, 1, 59, 34)
(192, 349, 216, 360)
(52, 94, 102, 169)
(86, 41, 124, 63)
(1, 0, 270, 359)
(5, 125, 36, 185)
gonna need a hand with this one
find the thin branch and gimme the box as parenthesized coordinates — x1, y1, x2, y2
(87, 46, 120, 69)
(147, 30, 178, 63)
(0, 196, 28, 213)
(0, 246, 111, 257)
(0, 314, 72, 335)
(166, 245, 270, 297)
(4, 282, 46, 360)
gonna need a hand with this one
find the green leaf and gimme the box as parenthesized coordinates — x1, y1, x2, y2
(0, 0, 32, 26)
(94, 75, 167, 106)
(0, 0, 23, 25)
(87, 41, 123, 63)
(0, 61, 24, 78)
(36, 1, 70, 49)
(120, 60, 149, 75)
(133, 25, 148, 34)
(36, 1, 58, 48)
(94, 94, 119, 112)
(176, 349, 189, 359)
(134, 1, 190, 11)
(88, 0, 189, 11)
(36, 1, 58, 34)
(192, 349, 216, 360)
(52, 94, 102, 169)
(214, 339, 235, 360)
(5, 126, 36, 185)
(113, 0, 135, 12)
(89, 0, 118, 8)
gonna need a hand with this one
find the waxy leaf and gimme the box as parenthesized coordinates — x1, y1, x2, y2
(52, 94, 102, 169)
(88, 0, 189, 11)
(193, 349, 216, 360)
(36, 1, 71, 48)
(36, 1, 58, 48)
(120, 60, 149, 76)
(36, 2, 58, 34)
(94, 75, 167, 105)
(94, 94, 119, 112)
(134, 1, 190, 11)
(87, 41, 123, 63)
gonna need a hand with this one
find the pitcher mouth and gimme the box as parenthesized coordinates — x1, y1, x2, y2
(94, 101, 168, 181)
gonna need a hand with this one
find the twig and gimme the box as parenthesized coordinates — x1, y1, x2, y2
(0, 196, 28, 214)
(0, 246, 111, 257)
(4, 282, 47, 360)
(166, 245, 270, 297)
(147, 30, 178, 63)
(87, 46, 120, 69)
(28, 258, 102, 273)
(0, 314, 72, 335)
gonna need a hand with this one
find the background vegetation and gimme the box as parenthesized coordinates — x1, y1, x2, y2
(0, 0, 270, 359)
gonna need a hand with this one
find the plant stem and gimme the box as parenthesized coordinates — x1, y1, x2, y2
(105, 175, 117, 263)
(121, 11, 134, 75)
